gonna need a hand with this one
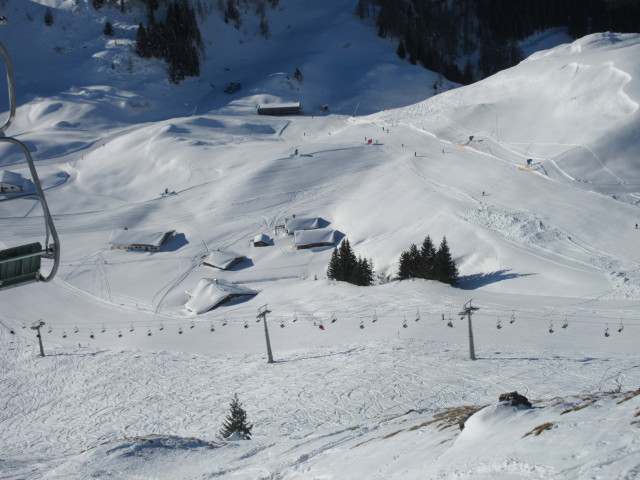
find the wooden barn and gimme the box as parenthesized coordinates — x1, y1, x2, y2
(294, 228, 336, 249)
(257, 102, 302, 116)
(0, 170, 30, 193)
(282, 216, 320, 235)
(202, 250, 246, 270)
(253, 233, 271, 247)
(108, 229, 175, 251)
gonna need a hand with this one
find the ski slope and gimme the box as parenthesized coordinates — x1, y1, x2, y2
(1, 1, 639, 478)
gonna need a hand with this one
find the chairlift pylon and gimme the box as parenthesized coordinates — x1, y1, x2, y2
(0, 38, 60, 290)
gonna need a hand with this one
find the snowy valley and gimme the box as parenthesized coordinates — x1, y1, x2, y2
(1, 1, 639, 479)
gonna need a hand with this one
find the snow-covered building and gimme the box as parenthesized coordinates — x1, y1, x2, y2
(108, 228, 175, 251)
(253, 233, 271, 247)
(185, 278, 258, 314)
(294, 228, 336, 249)
(0, 170, 31, 193)
(283, 216, 320, 235)
(257, 102, 302, 116)
(202, 250, 246, 270)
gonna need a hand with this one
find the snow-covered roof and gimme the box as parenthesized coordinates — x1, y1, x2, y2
(294, 228, 336, 248)
(0, 170, 29, 187)
(258, 102, 301, 109)
(108, 229, 175, 248)
(253, 233, 271, 245)
(185, 278, 257, 314)
(202, 250, 246, 270)
(284, 217, 319, 233)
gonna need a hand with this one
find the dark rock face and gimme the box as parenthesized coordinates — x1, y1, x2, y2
(499, 391, 532, 408)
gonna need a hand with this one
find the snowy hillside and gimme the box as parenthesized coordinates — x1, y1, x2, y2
(1, 1, 639, 479)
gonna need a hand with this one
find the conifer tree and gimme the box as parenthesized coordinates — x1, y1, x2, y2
(326, 247, 341, 281)
(327, 238, 373, 286)
(220, 393, 252, 440)
(104, 21, 115, 37)
(397, 249, 412, 279)
(419, 235, 436, 280)
(434, 236, 458, 285)
(135, 23, 151, 58)
(44, 8, 54, 26)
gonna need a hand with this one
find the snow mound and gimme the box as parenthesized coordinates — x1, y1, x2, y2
(46, 435, 222, 480)
(461, 204, 564, 245)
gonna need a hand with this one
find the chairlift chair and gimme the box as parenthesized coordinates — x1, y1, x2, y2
(0, 39, 60, 290)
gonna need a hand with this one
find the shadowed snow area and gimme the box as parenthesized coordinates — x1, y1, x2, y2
(1, 0, 639, 479)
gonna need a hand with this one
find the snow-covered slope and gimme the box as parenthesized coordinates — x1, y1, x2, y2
(1, 1, 639, 479)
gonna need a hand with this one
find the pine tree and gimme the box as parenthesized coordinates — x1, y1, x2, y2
(396, 40, 406, 59)
(93, 0, 104, 10)
(397, 249, 412, 279)
(220, 393, 252, 440)
(434, 236, 458, 286)
(327, 247, 341, 281)
(339, 238, 357, 282)
(103, 21, 115, 37)
(44, 8, 54, 26)
(293, 67, 303, 82)
(327, 238, 372, 286)
(135, 23, 151, 58)
(419, 235, 436, 280)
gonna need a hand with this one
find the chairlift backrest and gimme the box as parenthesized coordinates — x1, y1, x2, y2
(0, 38, 59, 290)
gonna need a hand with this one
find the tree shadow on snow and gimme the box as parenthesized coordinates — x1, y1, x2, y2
(162, 233, 189, 252)
(457, 269, 535, 290)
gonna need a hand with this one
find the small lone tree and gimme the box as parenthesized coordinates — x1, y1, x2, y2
(103, 21, 115, 37)
(44, 8, 54, 26)
(220, 393, 252, 440)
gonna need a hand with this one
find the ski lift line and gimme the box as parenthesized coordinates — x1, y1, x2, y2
(12, 309, 640, 331)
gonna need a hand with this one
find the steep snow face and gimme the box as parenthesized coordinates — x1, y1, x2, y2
(376, 33, 640, 188)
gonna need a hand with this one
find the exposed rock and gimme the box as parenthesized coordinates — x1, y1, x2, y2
(499, 391, 532, 408)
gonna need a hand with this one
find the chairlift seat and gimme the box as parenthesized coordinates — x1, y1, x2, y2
(0, 242, 42, 289)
